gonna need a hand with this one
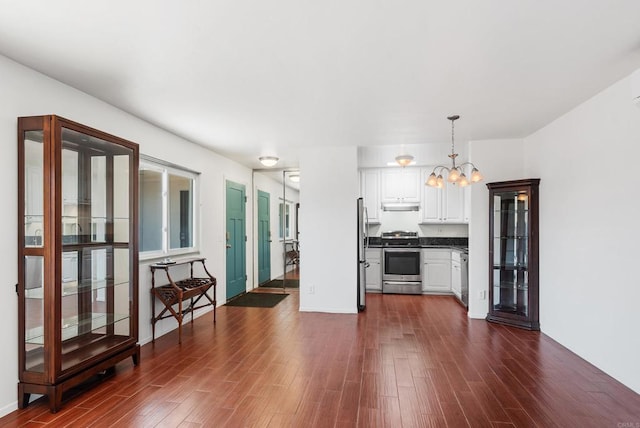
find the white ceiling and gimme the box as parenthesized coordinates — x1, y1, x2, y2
(1, 1, 640, 169)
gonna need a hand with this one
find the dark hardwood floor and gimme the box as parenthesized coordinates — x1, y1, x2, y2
(2, 291, 639, 427)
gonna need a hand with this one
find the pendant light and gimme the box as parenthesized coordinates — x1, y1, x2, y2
(425, 115, 483, 188)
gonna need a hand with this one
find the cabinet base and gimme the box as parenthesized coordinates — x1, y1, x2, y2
(18, 344, 140, 413)
(486, 314, 539, 331)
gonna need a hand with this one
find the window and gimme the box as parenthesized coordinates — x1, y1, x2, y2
(279, 201, 293, 240)
(139, 156, 199, 258)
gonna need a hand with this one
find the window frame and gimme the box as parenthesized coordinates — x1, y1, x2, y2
(139, 155, 200, 260)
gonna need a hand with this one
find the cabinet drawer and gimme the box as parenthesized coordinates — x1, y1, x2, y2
(365, 248, 382, 261)
(422, 249, 451, 260)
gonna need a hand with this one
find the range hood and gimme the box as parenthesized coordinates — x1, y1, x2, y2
(381, 202, 420, 212)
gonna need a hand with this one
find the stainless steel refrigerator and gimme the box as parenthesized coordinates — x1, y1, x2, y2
(357, 197, 368, 312)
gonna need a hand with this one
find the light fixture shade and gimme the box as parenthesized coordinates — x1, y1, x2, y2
(288, 173, 300, 182)
(395, 154, 414, 167)
(259, 156, 279, 167)
(470, 168, 483, 183)
(436, 174, 444, 188)
(458, 173, 469, 187)
(448, 167, 460, 183)
(426, 172, 438, 187)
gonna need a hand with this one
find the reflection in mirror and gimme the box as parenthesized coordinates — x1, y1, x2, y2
(24, 132, 44, 247)
(139, 168, 163, 252)
(113, 155, 130, 243)
(61, 149, 79, 242)
(169, 174, 193, 249)
(91, 156, 107, 242)
(24, 256, 44, 372)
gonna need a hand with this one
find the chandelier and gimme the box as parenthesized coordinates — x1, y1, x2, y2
(425, 115, 483, 188)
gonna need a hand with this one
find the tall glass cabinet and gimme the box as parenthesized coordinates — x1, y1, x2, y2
(486, 179, 540, 330)
(18, 115, 140, 412)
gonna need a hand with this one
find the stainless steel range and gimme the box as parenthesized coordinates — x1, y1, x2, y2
(381, 231, 422, 295)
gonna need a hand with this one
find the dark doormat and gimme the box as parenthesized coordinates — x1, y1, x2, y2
(225, 292, 289, 308)
(259, 279, 299, 288)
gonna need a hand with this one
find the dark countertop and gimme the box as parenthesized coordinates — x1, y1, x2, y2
(366, 237, 468, 253)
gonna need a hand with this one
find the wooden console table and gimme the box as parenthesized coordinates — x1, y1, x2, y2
(150, 257, 216, 343)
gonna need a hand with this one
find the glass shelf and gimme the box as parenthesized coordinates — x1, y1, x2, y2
(493, 283, 528, 290)
(24, 279, 130, 299)
(494, 209, 529, 213)
(25, 312, 131, 345)
(493, 264, 528, 270)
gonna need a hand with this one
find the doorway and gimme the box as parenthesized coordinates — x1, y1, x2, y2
(257, 190, 271, 285)
(226, 180, 246, 299)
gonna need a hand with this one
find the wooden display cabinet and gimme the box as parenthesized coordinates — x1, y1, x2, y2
(486, 179, 540, 330)
(17, 115, 140, 412)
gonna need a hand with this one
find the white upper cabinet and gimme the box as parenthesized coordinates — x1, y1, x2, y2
(360, 169, 381, 223)
(444, 183, 465, 223)
(381, 168, 420, 203)
(421, 168, 467, 223)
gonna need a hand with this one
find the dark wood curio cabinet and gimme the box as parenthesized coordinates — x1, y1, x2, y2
(486, 179, 540, 330)
(17, 115, 140, 412)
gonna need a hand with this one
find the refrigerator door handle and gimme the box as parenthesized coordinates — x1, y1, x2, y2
(363, 206, 369, 249)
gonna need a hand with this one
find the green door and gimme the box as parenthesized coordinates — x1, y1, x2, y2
(257, 190, 271, 284)
(226, 180, 246, 299)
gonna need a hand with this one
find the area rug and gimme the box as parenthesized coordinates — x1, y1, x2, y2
(259, 279, 299, 288)
(225, 292, 289, 308)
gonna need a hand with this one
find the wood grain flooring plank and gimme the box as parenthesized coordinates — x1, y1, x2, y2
(502, 408, 537, 428)
(335, 380, 361, 426)
(3, 293, 639, 428)
(380, 395, 403, 427)
(412, 375, 445, 418)
(455, 390, 494, 428)
(438, 391, 470, 427)
(467, 380, 511, 424)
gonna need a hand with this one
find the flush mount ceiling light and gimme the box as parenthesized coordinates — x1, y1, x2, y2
(258, 156, 279, 167)
(395, 154, 414, 167)
(425, 115, 483, 188)
(288, 172, 300, 182)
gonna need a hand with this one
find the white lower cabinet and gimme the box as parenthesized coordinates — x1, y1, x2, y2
(365, 248, 382, 292)
(451, 251, 462, 299)
(422, 249, 451, 293)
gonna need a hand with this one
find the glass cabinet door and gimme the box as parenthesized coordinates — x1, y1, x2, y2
(492, 190, 529, 316)
(487, 179, 539, 330)
(18, 115, 139, 413)
(59, 127, 134, 371)
(23, 129, 45, 374)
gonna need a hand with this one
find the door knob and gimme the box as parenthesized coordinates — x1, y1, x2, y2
(226, 244, 232, 249)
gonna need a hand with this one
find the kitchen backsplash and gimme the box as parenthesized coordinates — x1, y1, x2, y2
(367, 210, 468, 237)
(367, 222, 468, 238)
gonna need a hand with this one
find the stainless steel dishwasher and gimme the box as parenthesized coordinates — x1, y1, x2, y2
(460, 252, 469, 309)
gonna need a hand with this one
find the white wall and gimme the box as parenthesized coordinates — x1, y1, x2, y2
(0, 54, 253, 415)
(299, 146, 359, 313)
(525, 70, 640, 393)
(467, 69, 640, 394)
(252, 172, 299, 285)
(467, 139, 525, 320)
